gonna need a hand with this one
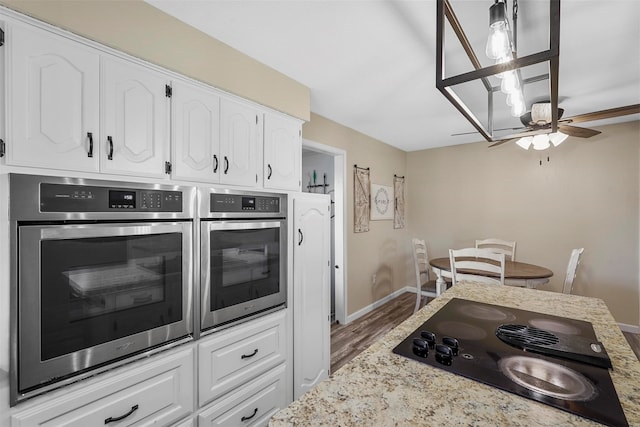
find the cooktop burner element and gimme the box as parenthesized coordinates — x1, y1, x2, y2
(392, 298, 628, 427)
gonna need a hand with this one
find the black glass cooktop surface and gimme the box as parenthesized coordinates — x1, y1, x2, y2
(392, 298, 628, 427)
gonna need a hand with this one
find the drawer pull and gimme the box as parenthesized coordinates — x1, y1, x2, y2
(241, 407, 258, 422)
(241, 348, 259, 359)
(104, 404, 138, 424)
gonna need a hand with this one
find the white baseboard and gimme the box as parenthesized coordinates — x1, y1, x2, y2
(346, 287, 414, 324)
(618, 323, 640, 334)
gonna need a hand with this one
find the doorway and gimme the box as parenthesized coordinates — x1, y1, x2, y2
(301, 139, 347, 325)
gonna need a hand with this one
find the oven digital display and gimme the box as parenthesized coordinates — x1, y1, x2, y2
(242, 197, 256, 210)
(109, 190, 136, 209)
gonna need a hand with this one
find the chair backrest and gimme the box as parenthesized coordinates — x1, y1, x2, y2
(475, 238, 517, 261)
(449, 247, 505, 286)
(412, 238, 429, 288)
(562, 248, 584, 294)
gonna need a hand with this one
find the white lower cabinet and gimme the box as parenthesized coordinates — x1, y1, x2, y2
(198, 310, 287, 408)
(11, 348, 194, 427)
(197, 364, 287, 427)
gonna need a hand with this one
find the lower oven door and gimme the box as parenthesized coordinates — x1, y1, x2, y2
(17, 221, 193, 393)
(200, 220, 286, 331)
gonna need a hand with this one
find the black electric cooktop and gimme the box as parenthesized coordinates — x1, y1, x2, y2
(392, 298, 628, 427)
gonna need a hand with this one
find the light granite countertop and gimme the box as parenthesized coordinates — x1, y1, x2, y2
(271, 282, 640, 426)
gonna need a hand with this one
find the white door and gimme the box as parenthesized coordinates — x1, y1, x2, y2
(101, 56, 170, 178)
(171, 80, 221, 182)
(219, 98, 260, 187)
(8, 23, 100, 172)
(293, 193, 331, 399)
(263, 112, 301, 191)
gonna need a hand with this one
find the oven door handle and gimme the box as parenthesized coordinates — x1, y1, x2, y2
(298, 228, 304, 246)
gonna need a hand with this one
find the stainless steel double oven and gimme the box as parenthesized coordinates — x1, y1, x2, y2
(9, 174, 195, 404)
(198, 188, 287, 333)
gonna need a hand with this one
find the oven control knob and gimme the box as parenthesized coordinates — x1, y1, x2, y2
(442, 336, 459, 356)
(435, 344, 453, 365)
(420, 331, 436, 349)
(412, 338, 429, 358)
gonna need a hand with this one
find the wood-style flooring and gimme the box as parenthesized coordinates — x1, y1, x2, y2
(330, 292, 640, 374)
(330, 292, 428, 373)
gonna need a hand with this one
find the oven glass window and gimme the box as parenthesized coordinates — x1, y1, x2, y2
(40, 233, 183, 361)
(209, 228, 280, 310)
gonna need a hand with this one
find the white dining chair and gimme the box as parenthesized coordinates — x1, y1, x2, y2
(475, 238, 516, 261)
(411, 238, 440, 313)
(562, 248, 584, 294)
(449, 248, 506, 286)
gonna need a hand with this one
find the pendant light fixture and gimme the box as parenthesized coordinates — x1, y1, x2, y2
(435, 0, 560, 144)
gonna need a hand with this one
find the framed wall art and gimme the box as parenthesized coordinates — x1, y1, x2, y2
(394, 175, 405, 229)
(370, 184, 393, 220)
(354, 165, 370, 232)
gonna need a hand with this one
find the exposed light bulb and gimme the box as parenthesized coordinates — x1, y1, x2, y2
(532, 134, 551, 151)
(486, 21, 511, 60)
(510, 99, 526, 117)
(516, 136, 533, 150)
(500, 71, 519, 94)
(495, 53, 513, 79)
(549, 132, 568, 147)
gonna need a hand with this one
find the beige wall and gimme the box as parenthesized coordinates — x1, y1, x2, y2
(303, 114, 409, 316)
(406, 121, 640, 326)
(0, 0, 310, 121)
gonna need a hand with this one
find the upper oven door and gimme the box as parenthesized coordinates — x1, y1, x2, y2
(200, 220, 287, 331)
(17, 221, 193, 393)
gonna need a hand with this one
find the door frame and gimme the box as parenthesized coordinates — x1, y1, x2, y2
(302, 139, 347, 325)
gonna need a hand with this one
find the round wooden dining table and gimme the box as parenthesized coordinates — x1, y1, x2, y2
(429, 257, 554, 291)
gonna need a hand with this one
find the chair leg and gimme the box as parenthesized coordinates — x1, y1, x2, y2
(414, 290, 421, 313)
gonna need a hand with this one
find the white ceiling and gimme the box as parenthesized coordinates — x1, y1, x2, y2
(146, 0, 640, 152)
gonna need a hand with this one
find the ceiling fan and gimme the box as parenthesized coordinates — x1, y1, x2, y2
(488, 102, 640, 148)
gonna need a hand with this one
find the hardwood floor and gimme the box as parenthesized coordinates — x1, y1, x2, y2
(331, 292, 640, 374)
(330, 292, 429, 373)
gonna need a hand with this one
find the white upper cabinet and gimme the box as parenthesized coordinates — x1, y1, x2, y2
(7, 23, 100, 172)
(263, 112, 301, 191)
(219, 98, 261, 187)
(101, 56, 170, 179)
(171, 80, 221, 182)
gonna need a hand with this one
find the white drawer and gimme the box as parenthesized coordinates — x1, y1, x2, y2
(198, 310, 286, 407)
(198, 364, 287, 427)
(11, 348, 194, 427)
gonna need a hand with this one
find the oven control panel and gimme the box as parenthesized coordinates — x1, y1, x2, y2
(40, 183, 183, 212)
(210, 193, 281, 213)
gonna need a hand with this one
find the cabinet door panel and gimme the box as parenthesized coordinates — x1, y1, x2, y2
(172, 80, 220, 182)
(293, 194, 331, 399)
(264, 113, 301, 191)
(8, 23, 99, 172)
(198, 364, 287, 427)
(102, 57, 169, 178)
(219, 98, 259, 187)
(198, 310, 286, 407)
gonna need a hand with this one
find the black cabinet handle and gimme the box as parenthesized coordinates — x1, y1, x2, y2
(105, 404, 138, 424)
(224, 156, 229, 174)
(87, 132, 94, 158)
(241, 348, 258, 359)
(298, 229, 304, 246)
(241, 408, 258, 422)
(213, 154, 218, 173)
(267, 164, 272, 179)
(107, 136, 114, 160)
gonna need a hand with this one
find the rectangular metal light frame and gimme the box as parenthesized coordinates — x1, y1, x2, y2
(436, 0, 560, 142)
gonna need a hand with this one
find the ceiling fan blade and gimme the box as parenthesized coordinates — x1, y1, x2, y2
(452, 127, 522, 137)
(488, 138, 515, 148)
(558, 125, 601, 138)
(563, 104, 640, 124)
